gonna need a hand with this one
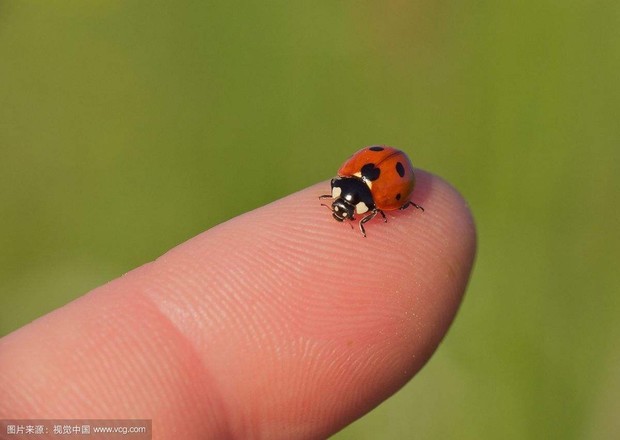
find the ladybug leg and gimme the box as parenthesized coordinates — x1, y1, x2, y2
(359, 210, 378, 237)
(400, 201, 424, 212)
(378, 209, 387, 222)
(319, 194, 333, 212)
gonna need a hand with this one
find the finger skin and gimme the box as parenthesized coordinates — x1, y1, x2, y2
(0, 171, 476, 439)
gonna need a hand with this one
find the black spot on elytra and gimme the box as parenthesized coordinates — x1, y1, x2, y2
(369, 146, 384, 151)
(395, 161, 405, 177)
(361, 163, 381, 181)
(396, 193, 401, 201)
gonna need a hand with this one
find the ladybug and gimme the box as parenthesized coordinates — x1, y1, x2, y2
(320, 145, 423, 237)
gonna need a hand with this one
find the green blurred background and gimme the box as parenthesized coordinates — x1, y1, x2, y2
(1, 1, 619, 438)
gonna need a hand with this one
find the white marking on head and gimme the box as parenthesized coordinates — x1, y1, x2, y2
(356, 202, 369, 214)
(332, 186, 342, 198)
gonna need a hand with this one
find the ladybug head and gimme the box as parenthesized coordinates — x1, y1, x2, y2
(323, 176, 376, 223)
(330, 198, 355, 222)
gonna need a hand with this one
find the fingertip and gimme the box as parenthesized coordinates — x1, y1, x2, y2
(149, 169, 476, 437)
